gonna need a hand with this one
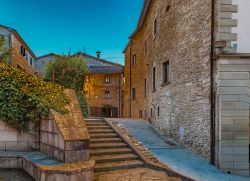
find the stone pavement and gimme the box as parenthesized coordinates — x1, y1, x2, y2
(107, 118, 250, 181)
(94, 168, 181, 181)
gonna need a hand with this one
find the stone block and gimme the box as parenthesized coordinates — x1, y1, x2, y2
(221, 110, 249, 117)
(239, 95, 250, 103)
(233, 124, 249, 132)
(220, 95, 239, 102)
(234, 132, 248, 140)
(220, 161, 234, 169)
(58, 133, 65, 150)
(234, 162, 249, 169)
(5, 141, 28, 151)
(219, 64, 250, 72)
(221, 132, 234, 140)
(65, 141, 88, 151)
(220, 5, 238, 13)
(234, 102, 249, 110)
(221, 102, 234, 110)
(221, 154, 248, 162)
(218, 33, 237, 41)
(221, 140, 234, 146)
(220, 0, 232, 5)
(230, 169, 250, 177)
(234, 140, 249, 147)
(234, 147, 248, 155)
(219, 80, 245, 87)
(65, 150, 89, 163)
(220, 26, 231, 33)
(234, 117, 249, 124)
(220, 12, 232, 19)
(220, 147, 234, 154)
(0, 120, 6, 130)
(0, 142, 5, 150)
(1, 130, 17, 142)
(221, 124, 234, 132)
(221, 117, 234, 124)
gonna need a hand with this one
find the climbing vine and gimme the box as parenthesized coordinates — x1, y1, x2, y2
(0, 63, 69, 130)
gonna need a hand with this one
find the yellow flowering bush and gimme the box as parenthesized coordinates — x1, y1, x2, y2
(0, 63, 69, 130)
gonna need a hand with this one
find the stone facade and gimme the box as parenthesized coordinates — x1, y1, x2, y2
(0, 25, 36, 74)
(124, 0, 212, 159)
(124, 0, 250, 176)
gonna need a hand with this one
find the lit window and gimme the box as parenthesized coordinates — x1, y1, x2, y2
(104, 76, 111, 83)
(104, 90, 110, 99)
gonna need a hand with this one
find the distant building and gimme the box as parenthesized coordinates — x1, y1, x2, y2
(0, 24, 36, 74)
(35, 52, 124, 118)
(124, 0, 250, 176)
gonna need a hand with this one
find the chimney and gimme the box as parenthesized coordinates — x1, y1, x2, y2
(96, 51, 101, 59)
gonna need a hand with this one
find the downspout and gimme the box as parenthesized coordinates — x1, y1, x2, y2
(8, 32, 12, 65)
(129, 40, 133, 118)
(210, 0, 216, 165)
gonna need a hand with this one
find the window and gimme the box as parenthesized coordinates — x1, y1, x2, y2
(153, 17, 158, 36)
(157, 106, 160, 117)
(153, 67, 156, 91)
(139, 111, 142, 118)
(132, 88, 136, 100)
(132, 54, 136, 65)
(104, 90, 110, 99)
(163, 61, 170, 84)
(20, 46, 26, 56)
(104, 76, 111, 83)
(30, 57, 33, 65)
(144, 78, 147, 97)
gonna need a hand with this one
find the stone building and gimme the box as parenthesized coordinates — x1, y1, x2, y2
(124, 0, 250, 176)
(35, 52, 124, 118)
(0, 24, 36, 74)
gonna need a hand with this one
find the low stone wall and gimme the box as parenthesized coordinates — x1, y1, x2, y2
(0, 121, 38, 151)
(40, 89, 90, 163)
(216, 55, 250, 176)
(0, 155, 94, 181)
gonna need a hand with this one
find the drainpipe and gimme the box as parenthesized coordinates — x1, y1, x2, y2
(129, 40, 133, 118)
(8, 32, 12, 65)
(210, 0, 216, 165)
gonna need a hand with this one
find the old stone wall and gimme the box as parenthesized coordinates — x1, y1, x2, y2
(124, 0, 212, 159)
(0, 120, 38, 151)
(215, 56, 250, 176)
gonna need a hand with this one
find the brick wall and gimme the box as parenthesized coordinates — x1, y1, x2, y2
(215, 56, 250, 176)
(124, 0, 213, 159)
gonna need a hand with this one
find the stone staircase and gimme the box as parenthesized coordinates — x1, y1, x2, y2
(85, 118, 145, 172)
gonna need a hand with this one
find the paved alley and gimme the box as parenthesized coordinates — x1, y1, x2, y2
(108, 119, 250, 181)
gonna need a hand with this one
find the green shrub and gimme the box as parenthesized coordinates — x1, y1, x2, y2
(76, 91, 89, 118)
(45, 55, 89, 117)
(0, 63, 69, 130)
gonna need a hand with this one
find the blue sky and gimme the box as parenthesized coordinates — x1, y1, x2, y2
(0, 0, 144, 64)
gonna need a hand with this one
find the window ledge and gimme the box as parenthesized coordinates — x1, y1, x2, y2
(161, 82, 171, 87)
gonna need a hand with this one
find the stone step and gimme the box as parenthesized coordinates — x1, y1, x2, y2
(90, 133, 118, 138)
(94, 160, 144, 172)
(90, 142, 127, 149)
(86, 122, 108, 126)
(89, 129, 114, 134)
(90, 148, 133, 156)
(91, 153, 139, 163)
(87, 126, 110, 130)
(90, 137, 122, 143)
(85, 119, 104, 122)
